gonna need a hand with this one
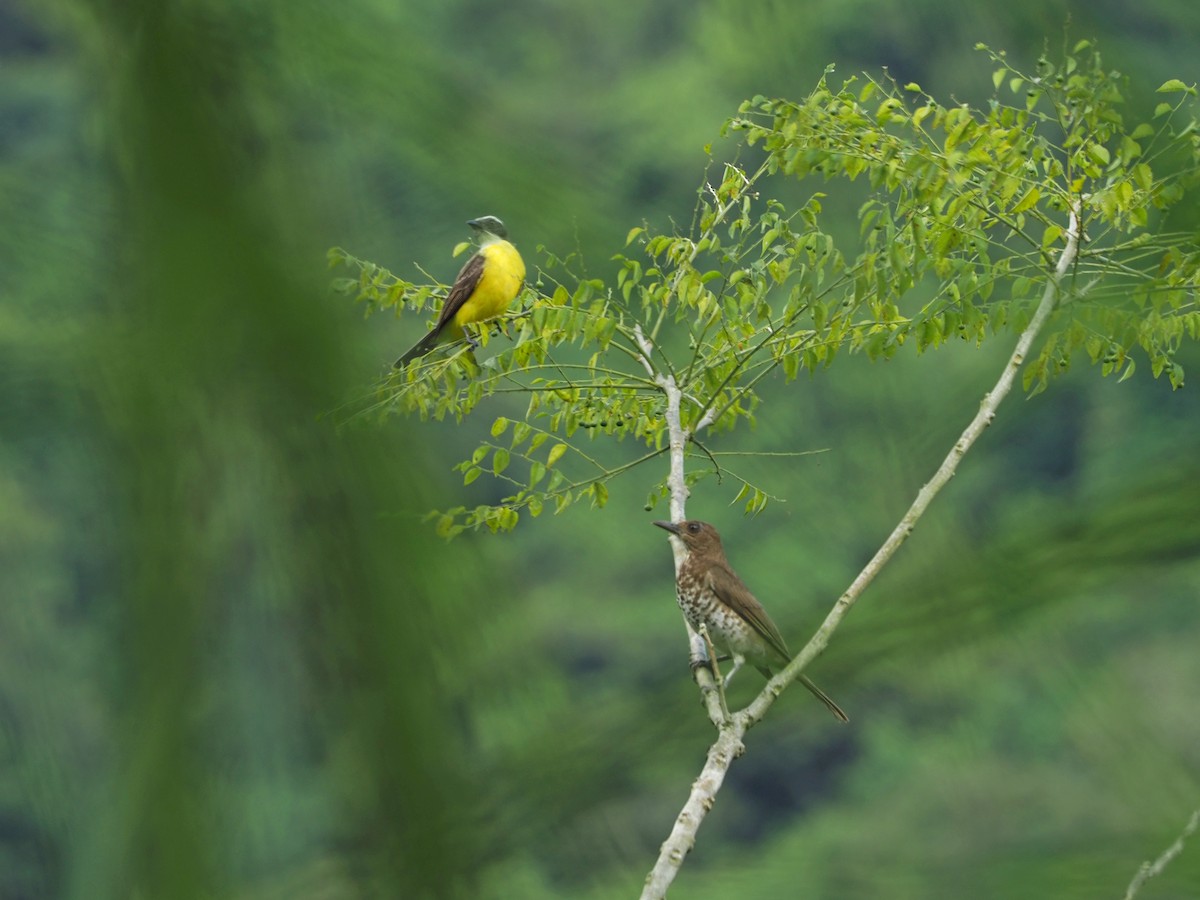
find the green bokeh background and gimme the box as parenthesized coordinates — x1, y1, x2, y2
(3, 1, 1199, 897)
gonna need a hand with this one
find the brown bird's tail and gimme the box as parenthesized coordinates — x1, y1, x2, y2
(799, 674, 850, 723)
(394, 330, 439, 368)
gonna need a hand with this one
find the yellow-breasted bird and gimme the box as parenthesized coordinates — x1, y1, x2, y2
(654, 519, 849, 723)
(394, 215, 525, 367)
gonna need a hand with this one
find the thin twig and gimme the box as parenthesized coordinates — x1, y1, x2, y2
(1123, 808, 1200, 900)
(688, 437, 723, 484)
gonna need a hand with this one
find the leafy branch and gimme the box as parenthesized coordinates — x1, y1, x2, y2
(333, 45, 1197, 533)
(327, 43, 1200, 893)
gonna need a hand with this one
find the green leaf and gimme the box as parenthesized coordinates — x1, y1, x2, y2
(529, 461, 546, 489)
(1156, 79, 1192, 94)
(1086, 143, 1111, 166)
(1041, 225, 1063, 250)
(490, 416, 509, 437)
(1133, 163, 1154, 191)
(492, 448, 510, 475)
(464, 467, 482, 485)
(1011, 186, 1040, 214)
(547, 443, 568, 467)
(512, 421, 531, 447)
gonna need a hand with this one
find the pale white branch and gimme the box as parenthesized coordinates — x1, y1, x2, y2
(633, 323, 657, 381)
(746, 207, 1081, 725)
(639, 726, 746, 900)
(1123, 807, 1200, 900)
(691, 404, 718, 436)
(661, 373, 690, 525)
(640, 208, 1082, 899)
(637, 323, 725, 732)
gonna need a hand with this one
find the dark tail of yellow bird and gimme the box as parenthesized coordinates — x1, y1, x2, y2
(394, 330, 439, 368)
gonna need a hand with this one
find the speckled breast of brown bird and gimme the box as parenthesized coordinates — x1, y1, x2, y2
(675, 560, 783, 675)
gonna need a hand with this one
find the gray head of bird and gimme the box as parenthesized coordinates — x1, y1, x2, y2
(653, 519, 724, 556)
(468, 215, 508, 240)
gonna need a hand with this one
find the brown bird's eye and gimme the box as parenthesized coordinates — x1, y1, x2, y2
(687, 522, 700, 533)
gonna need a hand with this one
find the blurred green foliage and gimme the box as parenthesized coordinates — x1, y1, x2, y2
(3, 1, 1199, 899)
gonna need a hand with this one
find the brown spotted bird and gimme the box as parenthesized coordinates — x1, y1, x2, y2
(653, 519, 848, 722)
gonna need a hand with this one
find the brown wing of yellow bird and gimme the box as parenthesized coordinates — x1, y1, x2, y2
(429, 252, 485, 336)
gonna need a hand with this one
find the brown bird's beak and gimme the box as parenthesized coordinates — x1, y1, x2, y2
(653, 520, 681, 535)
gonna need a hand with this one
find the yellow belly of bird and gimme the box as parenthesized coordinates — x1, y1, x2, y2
(452, 240, 525, 330)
